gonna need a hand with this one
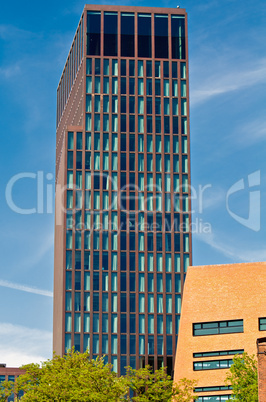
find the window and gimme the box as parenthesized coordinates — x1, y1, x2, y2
(196, 396, 231, 402)
(68, 132, 74, 149)
(121, 77, 126, 94)
(163, 61, 169, 77)
(111, 59, 118, 76)
(155, 316, 162, 335)
(259, 318, 266, 331)
(155, 79, 160, 95)
(147, 97, 152, 114)
(87, 12, 101, 56)
(121, 13, 135, 57)
(103, 59, 109, 75)
(155, 14, 168, 58)
(194, 386, 232, 393)
(94, 78, 101, 94)
(193, 320, 244, 336)
(129, 60, 135, 76)
(104, 12, 118, 56)
(194, 359, 233, 371)
(138, 60, 143, 77)
(121, 59, 127, 76)
(166, 336, 172, 354)
(194, 349, 244, 358)
(86, 132, 91, 150)
(138, 14, 151, 58)
(171, 15, 186, 59)
(102, 334, 108, 354)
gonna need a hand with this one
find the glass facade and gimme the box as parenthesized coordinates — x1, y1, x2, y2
(57, 16, 84, 126)
(55, 5, 190, 376)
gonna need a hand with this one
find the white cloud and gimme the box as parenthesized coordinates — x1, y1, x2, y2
(0, 279, 52, 297)
(0, 323, 52, 367)
(190, 58, 266, 106)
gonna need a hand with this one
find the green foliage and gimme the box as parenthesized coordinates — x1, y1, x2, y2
(225, 352, 258, 401)
(126, 365, 173, 401)
(0, 379, 13, 402)
(126, 366, 197, 402)
(17, 349, 128, 401)
(172, 378, 198, 402)
(0, 350, 196, 401)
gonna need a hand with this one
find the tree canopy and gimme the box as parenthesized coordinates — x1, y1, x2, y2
(0, 349, 196, 401)
(17, 350, 127, 402)
(225, 352, 258, 402)
(126, 365, 196, 402)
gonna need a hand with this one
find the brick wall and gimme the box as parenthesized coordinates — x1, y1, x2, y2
(174, 262, 266, 397)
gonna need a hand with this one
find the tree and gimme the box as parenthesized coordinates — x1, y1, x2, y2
(225, 352, 258, 401)
(0, 379, 13, 402)
(126, 365, 197, 402)
(16, 349, 128, 401)
(0, 351, 197, 401)
(172, 378, 198, 402)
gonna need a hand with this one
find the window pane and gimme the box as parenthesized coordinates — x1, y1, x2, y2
(87, 12, 101, 56)
(171, 16, 186, 59)
(138, 14, 151, 58)
(121, 13, 135, 57)
(155, 14, 168, 58)
(104, 12, 118, 56)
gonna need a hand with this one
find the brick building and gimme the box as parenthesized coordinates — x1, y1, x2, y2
(174, 262, 266, 400)
(0, 366, 24, 401)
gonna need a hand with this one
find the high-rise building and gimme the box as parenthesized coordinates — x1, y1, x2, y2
(54, 4, 191, 376)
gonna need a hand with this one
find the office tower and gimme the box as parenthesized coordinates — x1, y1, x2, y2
(54, 5, 191, 376)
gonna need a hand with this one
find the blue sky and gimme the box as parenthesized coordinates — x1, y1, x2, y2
(0, 0, 265, 366)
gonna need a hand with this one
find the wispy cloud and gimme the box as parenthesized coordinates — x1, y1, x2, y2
(0, 25, 38, 41)
(0, 323, 52, 366)
(21, 230, 54, 270)
(192, 185, 225, 214)
(234, 117, 266, 147)
(196, 231, 266, 263)
(195, 1, 218, 11)
(0, 65, 21, 79)
(190, 58, 266, 106)
(0, 279, 52, 297)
